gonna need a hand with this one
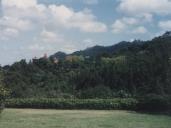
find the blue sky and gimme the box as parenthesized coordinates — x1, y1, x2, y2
(0, 0, 171, 65)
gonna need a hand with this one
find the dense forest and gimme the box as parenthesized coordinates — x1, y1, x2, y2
(1, 32, 171, 100)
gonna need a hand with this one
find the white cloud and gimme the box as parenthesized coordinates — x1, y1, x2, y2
(0, 16, 33, 31)
(121, 17, 139, 25)
(0, 28, 19, 41)
(49, 5, 73, 25)
(118, 0, 171, 15)
(132, 26, 147, 34)
(40, 30, 63, 43)
(1, 0, 47, 20)
(1, 0, 107, 33)
(49, 5, 107, 32)
(2, 0, 37, 9)
(158, 20, 171, 30)
(112, 17, 148, 34)
(112, 20, 127, 33)
(113, 1, 155, 34)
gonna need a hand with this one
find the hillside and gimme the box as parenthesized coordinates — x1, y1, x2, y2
(2, 31, 171, 99)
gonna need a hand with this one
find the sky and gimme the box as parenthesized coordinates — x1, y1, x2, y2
(0, 0, 171, 65)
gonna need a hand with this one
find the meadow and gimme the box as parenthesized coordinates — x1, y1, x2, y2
(0, 109, 171, 128)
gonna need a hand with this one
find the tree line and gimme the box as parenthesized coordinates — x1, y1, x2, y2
(1, 33, 171, 100)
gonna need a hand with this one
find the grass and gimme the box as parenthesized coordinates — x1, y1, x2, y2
(0, 109, 171, 128)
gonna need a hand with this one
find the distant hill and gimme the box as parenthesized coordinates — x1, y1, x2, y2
(50, 52, 67, 60)
(72, 41, 132, 57)
(50, 41, 145, 59)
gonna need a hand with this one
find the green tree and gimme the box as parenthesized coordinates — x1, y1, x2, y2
(0, 70, 8, 112)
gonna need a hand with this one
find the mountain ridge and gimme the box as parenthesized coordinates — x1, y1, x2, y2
(49, 31, 171, 60)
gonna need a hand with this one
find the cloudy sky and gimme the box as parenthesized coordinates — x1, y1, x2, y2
(0, 0, 171, 65)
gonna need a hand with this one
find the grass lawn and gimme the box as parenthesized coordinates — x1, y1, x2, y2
(0, 109, 171, 128)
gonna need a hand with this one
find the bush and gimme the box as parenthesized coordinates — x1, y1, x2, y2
(137, 94, 171, 112)
(5, 98, 138, 110)
(0, 102, 4, 113)
(78, 85, 113, 99)
(115, 90, 132, 98)
(0, 101, 2, 112)
(0, 85, 8, 113)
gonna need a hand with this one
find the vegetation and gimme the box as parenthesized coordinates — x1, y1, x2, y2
(0, 85, 5, 113)
(137, 94, 171, 112)
(5, 97, 171, 112)
(0, 109, 171, 128)
(0, 70, 8, 113)
(1, 31, 171, 111)
(5, 98, 137, 110)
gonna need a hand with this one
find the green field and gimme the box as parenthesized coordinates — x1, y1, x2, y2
(0, 109, 171, 128)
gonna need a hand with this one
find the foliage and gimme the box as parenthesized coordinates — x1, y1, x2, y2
(1, 32, 171, 112)
(0, 71, 8, 113)
(0, 85, 5, 113)
(5, 98, 138, 110)
(137, 94, 171, 112)
(77, 85, 114, 99)
(0, 85, 7, 102)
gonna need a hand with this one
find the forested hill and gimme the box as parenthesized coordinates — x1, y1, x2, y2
(51, 41, 144, 59)
(1, 31, 171, 98)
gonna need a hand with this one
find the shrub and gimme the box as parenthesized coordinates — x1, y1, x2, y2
(78, 85, 113, 99)
(115, 90, 132, 98)
(0, 85, 8, 113)
(137, 94, 171, 112)
(5, 98, 138, 110)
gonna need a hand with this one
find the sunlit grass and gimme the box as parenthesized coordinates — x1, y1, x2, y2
(0, 109, 171, 128)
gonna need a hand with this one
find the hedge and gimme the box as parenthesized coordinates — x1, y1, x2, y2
(0, 86, 8, 113)
(5, 98, 138, 110)
(5, 96, 171, 112)
(0, 100, 5, 113)
(136, 94, 171, 112)
(0, 102, 3, 113)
